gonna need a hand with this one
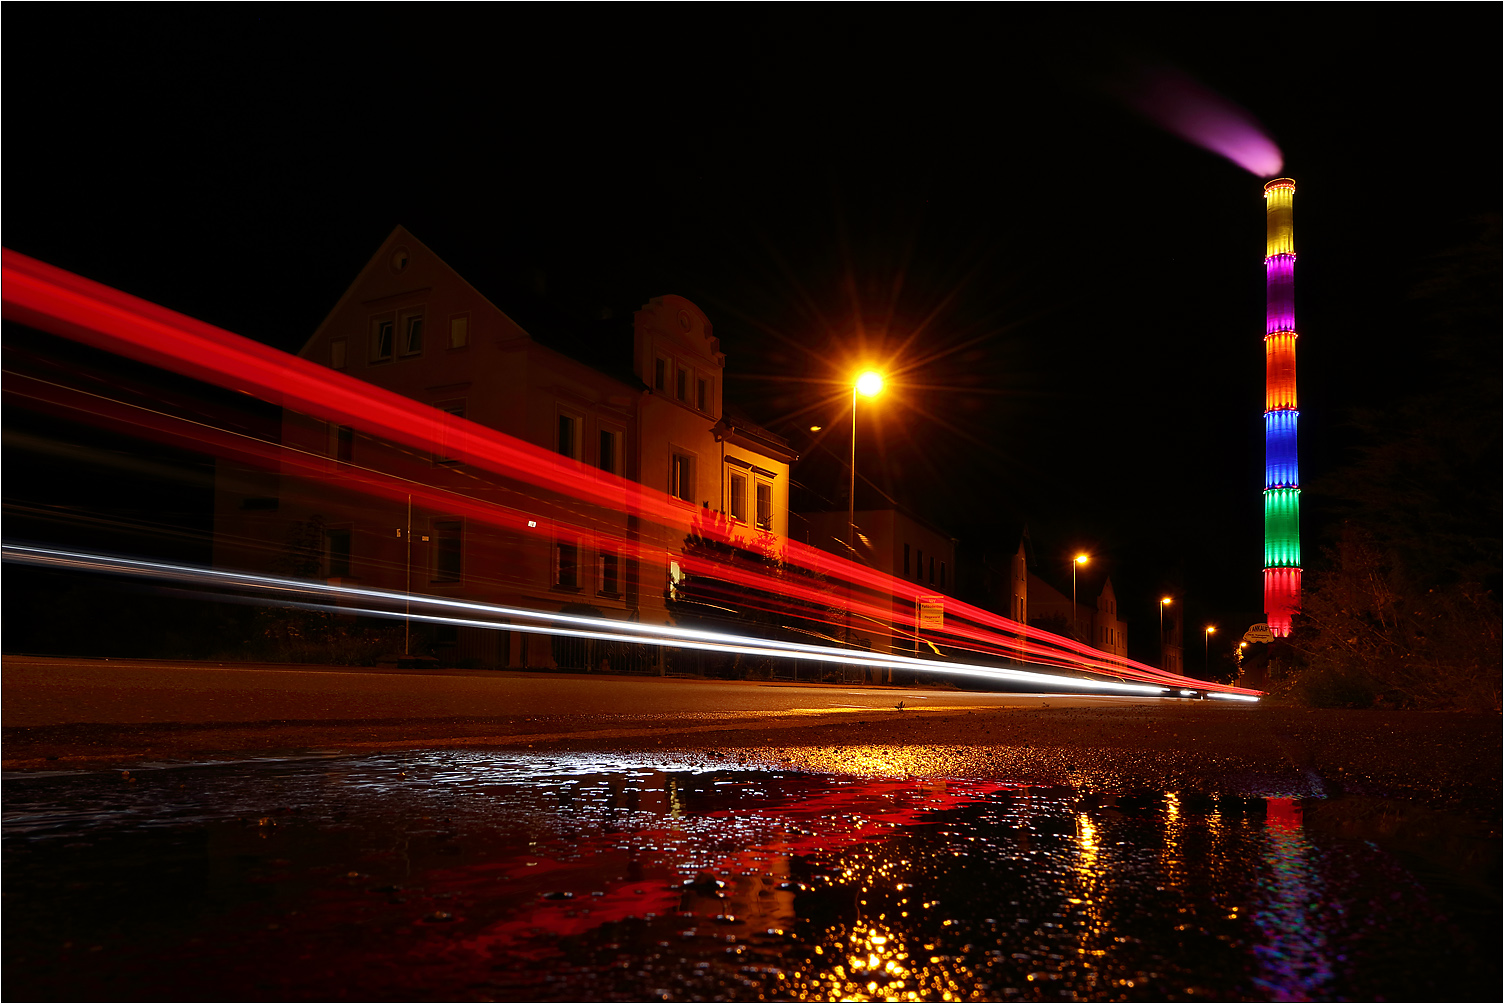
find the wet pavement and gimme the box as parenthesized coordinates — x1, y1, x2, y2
(5, 748, 1497, 1001)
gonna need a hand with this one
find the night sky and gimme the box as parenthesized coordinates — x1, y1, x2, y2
(5, 8, 1498, 662)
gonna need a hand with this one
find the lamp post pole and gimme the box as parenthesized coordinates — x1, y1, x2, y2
(846, 372, 884, 655)
(1159, 597, 1172, 670)
(1205, 625, 1216, 676)
(848, 383, 858, 560)
(1071, 554, 1089, 641)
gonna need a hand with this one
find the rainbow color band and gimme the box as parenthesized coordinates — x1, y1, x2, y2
(1262, 178, 1301, 635)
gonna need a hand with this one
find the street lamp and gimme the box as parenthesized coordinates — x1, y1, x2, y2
(847, 371, 883, 652)
(1204, 625, 1217, 675)
(1159, 596, 1172, 670)
(1071, 553, 1090, 641)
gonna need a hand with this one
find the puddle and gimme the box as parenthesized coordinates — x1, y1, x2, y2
(3, 750, 1495, 1001)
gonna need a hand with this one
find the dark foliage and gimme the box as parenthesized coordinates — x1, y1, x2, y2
(1285, 219, 1501, 709)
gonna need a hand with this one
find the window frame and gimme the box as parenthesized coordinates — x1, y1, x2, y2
(670, 448, 696, 504)
(754, 479, 773, 532)
(598, 425, 622, 476)
(430, 519, 463, 583)
(597, 546, 621, 597)
(432, 401, 466, 466)
(399, 308, 425, 357)
(329, 423, 354, 463)
(556, 408, 583, 461)
(325, 526, 352, 579)
(447, 313, 470, 351)
(371, 315, 395, 363)
(554, 536, 583, 591)
(728, 471, 747, 522)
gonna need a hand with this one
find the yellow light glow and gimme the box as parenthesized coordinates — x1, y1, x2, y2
(1161, 597, 1172, 605)
(1206, 626, 1217, 635)
(856, 371, 884, 397)
(1074, 553, 1090, 565)
(809, 425, 822, 432)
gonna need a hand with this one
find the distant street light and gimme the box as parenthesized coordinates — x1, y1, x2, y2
(1160, 596, 1172, 669)
(1204, 625, 1217, 675)
(1072, 553, 1090, 641)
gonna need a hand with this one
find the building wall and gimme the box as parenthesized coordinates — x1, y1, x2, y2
(796, 507, 956, 655)
(213, 227, 793, 667)
(1025, 571, 1127, 657)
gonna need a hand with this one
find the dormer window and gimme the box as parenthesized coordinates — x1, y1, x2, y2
(372, 318, 394, 362)
(400, 311, 424, 356)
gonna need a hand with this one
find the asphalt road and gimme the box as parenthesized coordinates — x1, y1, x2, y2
(1, 656, 1163, 727)
(3, 657, 1497, 843)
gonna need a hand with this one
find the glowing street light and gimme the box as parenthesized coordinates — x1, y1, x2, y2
(1205, 625, 1217, 675)
(1072, 553, 1090, 641)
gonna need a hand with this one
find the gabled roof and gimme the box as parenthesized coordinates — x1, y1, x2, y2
(305, 225, 646, 391)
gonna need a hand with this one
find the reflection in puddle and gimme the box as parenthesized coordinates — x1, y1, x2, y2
(3, 749, 1490, 1001)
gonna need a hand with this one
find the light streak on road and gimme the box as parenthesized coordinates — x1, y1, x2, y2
(3, 545, 1209, 698)
(1, 249, 1262, 698)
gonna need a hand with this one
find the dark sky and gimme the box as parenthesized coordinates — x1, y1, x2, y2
(5, 7, 1498, 657)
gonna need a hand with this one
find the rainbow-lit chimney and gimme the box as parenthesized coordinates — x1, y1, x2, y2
(1263, 178, 1300, 635)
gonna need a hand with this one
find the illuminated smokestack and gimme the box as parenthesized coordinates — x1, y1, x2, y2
(1262, 178, 1300, 636)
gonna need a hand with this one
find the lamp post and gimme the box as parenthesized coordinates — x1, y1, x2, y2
(849, 371, 884, 555)
(1159, 596, 1172, 670)
(1204, 625, 1217, 676)
(1071, 553, 1090, 641)
(846, 371, 883, 652)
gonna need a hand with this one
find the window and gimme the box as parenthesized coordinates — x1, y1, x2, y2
(929, 556, 935, 585)
(755, 481, 772, 531)
(940, 561, 947, 590)
(372, 318, 394, 362)
(904, 543, 911, 578)
(449, 315, 469, 350)
(555, 539, 580, 590)
(598, 550, 620, 595)
(676, 365, 688, 402)
(917, 550, 924, 581)
(671, 451, 694, 503)
(329, 424, 354, 462)
(325, 529, 351, 578)
(728, 473, 747, 522)
(558, 414, 577, 459)
(599, 429, 618, 475)
(654, 356, 668, 392)
(434, 403, 464, 465)
(432, 520, 462, 582)
(696, 377, 707, 412)
(400, 311, 424, 356)
(330, 339, 347, 370)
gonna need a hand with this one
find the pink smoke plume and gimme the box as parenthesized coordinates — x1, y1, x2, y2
(1119, 64, 1284, 177)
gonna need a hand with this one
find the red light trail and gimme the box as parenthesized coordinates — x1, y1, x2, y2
(2, 248, 1261, 697)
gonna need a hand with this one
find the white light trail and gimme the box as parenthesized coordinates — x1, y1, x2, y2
(1, 544, 1209, 697)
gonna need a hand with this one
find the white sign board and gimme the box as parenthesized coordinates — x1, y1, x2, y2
(917, 596, 945, 629)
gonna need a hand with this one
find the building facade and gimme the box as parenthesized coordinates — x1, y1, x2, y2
(213, 227, 795, 668)
(1025, 572, 1128, 659)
